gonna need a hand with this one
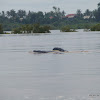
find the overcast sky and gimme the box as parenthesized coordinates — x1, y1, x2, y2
(0, 0, 100, 14)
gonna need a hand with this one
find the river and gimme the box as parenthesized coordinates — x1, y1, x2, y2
(0, 30, 100, 100)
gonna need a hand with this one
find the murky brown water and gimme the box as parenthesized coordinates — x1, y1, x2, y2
(0, 30, 100, 100)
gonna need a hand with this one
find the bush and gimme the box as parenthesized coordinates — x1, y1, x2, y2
(0, 24, 4, 34)
(12, 23, 51, 34)
(12, 27, 22, 34)
(91, 23, 100, 31)
(61, 26, 76, 32)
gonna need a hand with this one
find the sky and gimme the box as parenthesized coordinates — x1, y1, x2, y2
(0, 0, 100, 14)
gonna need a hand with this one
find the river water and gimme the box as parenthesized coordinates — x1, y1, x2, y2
(0, 30, 100, 100)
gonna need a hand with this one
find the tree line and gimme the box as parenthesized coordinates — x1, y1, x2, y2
(0, 3, 100, 30)
(0, 7, 66, 26)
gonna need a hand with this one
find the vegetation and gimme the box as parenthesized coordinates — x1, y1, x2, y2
(0, 3, 100, 31)
(91, 23, 100, 31)
(12, 24, 51, 34)
(61, 26, 76, 32)
(0, 24, 4, 34)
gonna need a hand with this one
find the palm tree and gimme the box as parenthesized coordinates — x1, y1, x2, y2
(6, 11, 10, 18)
(98, 2, 100, 9)
(10, 9, 16, 18)
(84, 9, 91, 16)
(17, 10, 26, 18)
(2, 11, 5, 17)
(76, 9, 83, 17)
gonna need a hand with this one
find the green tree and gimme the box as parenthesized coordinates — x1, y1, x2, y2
(76, 9, 83, 17)
(91, 23, 100, 31)
(10, 9, 16, 20)
(93, 3, 100, 21)
(2, 11, 5, 17)
(6, 11, 10, 17)
(0, 24, 4, 34)
(98, 2, 100, 8)
(17, 10, 26, 18)
(84, 9, 91, 16)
